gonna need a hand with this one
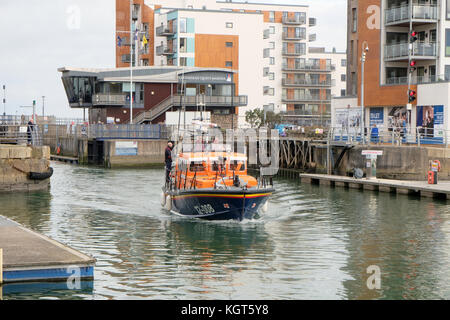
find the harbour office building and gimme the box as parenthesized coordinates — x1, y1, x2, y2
(116, 0, 346, 126)
(345, 0, 450, 143)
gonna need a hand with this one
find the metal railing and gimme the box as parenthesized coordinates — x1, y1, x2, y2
(87, 124, 168, 140)
(330, 126, 450, 147)
(282, 78, 333, 87)
(384, 42, 438, 60)
(156, 45, 174, 55)
(156, 25, 175, 36)
(0, 125, 42, 146)
(282, 63, 335, 72)
(282, 94, 331, 102)
(93, 93, 127, 106)
(282, 16, 307, 25)
(385, 74, 447, 85)
(282, 48, 306, 56)
(282, 32, 306, 41)
(385, 4, 438, 25)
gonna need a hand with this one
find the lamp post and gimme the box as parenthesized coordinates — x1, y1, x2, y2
(361, 41, 369, 144)
(42, 96, 45, 118)
(2, 85, 6, 118)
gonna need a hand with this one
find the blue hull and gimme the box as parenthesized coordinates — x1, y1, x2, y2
(168, 189, 273, 221)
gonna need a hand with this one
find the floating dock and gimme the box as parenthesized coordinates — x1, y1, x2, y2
(300, 174, 450, 200)
(50, 155, 79, 164)
(0, 215, 95, 284)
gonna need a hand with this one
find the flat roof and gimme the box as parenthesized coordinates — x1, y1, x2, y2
(216, 1, 308, 8)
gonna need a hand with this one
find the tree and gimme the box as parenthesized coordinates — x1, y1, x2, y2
(245, 108, 264, 128)
(264, 111, 282, 129)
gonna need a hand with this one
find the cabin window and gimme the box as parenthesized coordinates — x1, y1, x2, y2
(190, 161, 206, 172)
(229, 160, 246, 171)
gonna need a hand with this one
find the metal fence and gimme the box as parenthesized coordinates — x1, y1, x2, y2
(330, 126, 450, 147)
(0, 125, 43, 146)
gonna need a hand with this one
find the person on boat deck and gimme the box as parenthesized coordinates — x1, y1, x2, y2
(165, 141, 174, 183)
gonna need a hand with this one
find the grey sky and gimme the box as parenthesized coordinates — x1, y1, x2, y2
(0, 0, 346, 118)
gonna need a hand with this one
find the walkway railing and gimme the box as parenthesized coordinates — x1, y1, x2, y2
(0, 125, 42, 146)
(330, 126, 450, 147)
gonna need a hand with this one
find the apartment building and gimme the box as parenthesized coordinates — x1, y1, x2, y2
(341, 0, 449, 143)
(116, 0, 343, 126)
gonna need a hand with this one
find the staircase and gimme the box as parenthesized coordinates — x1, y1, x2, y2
(132, 96, 176, 124)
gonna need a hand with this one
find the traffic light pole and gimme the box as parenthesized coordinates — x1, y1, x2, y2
(407, 2, 413, 135)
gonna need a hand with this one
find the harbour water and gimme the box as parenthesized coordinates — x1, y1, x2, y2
(1, 162, 450, 300)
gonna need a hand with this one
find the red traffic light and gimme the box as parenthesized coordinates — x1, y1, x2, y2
(410, 60, 416, 67)
(411, 31, 417, 37)
(409, 90, 416, 96)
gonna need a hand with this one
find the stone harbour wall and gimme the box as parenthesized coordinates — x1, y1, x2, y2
(0, 145, 51, 192)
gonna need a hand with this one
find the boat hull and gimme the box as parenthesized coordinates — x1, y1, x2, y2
(166, 189, 273, 221)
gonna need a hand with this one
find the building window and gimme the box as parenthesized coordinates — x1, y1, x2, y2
(263, 67, 269, 77)
(180, 57, 187, 66)
(269, 11, 275, 22)
(180, 18, 187, 33)
(430, 30, 437, 42)
(226, 22, 233, 28)
(341, 89, 346, 97)
(341, 59, 347, 67)
(341, 74, 346, 82)
(269, 72, 275, 80)
(446, 29, 450, 56)
(269, 42, 275, 49)
(269, 26, 275, 34)
(180, 38, 186, 53)
(269, 57, 275, 65)
(226, 42, 233, 47)
(445, 65, 450, 80)
(352, 8, 357, 32)
(263, 48, 270, 58)
(226, 61, 233, 67)
(350, 40, 354, 64)
(447, 0, 450, 20)
(264, 86, 274, 96)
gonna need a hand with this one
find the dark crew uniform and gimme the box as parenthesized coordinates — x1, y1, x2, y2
(165, 146, 173, 184)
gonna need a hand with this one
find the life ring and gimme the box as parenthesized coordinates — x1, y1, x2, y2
(160, 192, 166, 207)
(164, 195, 172, 211)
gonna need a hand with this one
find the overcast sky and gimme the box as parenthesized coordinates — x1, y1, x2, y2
(0, 0, 346, 118)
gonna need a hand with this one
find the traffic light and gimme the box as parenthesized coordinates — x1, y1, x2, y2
(362, 51, 366, 62)
(409, 60, 416, 73)
(408, 90, 416, 103)
(410, 31, 418, 43)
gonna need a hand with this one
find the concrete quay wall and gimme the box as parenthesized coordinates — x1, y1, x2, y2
(0, 145, 52, 192)
(314, 145, 450, 180)
(104, 140, 166, 168)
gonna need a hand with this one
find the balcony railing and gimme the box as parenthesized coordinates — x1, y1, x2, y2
(156, 25, 175, 37)
(384, 42, 438, 60)
(282, 16, 307, 25)
(385, 74, 446, 85)
(282, 49, 306, 56)
(156, 45, 174, 56)
(282, 63, 335, 72)
(282, 32, 306, 41)
(282, 94, 331, 102)
(172, 95, 248, 107)
(282, 79, 332, 87)
(93, 94, 127, 106)
(385, 4, 437, 25)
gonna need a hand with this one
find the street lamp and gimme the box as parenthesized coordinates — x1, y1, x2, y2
(361, 41, 369, 144)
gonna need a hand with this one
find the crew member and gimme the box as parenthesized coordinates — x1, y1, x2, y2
(165, 141, 174, 184)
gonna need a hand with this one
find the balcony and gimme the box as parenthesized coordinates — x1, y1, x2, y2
(282, 49, 306, 56)
(282, 32, 306, 41)
(92, 94, 127, 106)
(172, 95, 248, 107)
(156, 45, 174, 56)
(309, 18, 317, 27)
(282, 63, 335, 72)
(156, 25, 175, 37)
(385, 4, 437, 26)
(282, 16, 306, 25)
(282, 94, 331, 103)
(384, 42, 438, 61)
(282, 78, 333, 87)
(385, 74, 443, 85)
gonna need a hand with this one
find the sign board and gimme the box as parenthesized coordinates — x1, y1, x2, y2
(362, 150, 383, 156)
(115, 141, 138, 156)
(19, 126, 27, 133)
